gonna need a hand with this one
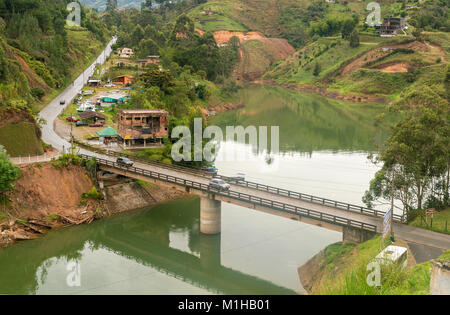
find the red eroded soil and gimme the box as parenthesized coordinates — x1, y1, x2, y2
(339, 41, 430, 77)
(376, 62, 409, 73)
(6, 163, 98, 220)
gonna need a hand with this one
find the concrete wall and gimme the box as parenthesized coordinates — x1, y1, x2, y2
(343, 225, 378, 243)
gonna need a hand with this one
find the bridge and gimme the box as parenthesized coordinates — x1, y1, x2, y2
(80, 153, 450, 249)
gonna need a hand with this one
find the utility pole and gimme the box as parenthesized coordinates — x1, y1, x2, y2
(390, 168, 395, 241)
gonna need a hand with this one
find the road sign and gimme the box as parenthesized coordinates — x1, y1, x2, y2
(382, 208, 392, 240)
(426, 208, 435, 216)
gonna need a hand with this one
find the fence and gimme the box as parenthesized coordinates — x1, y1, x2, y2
(84, 154, 378, 233)
(10, 152, 61, 165)
(75, 141, 405, 223)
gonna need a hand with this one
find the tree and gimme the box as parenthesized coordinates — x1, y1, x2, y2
(106, 0, 118, 12)
(363, 105, 449, 216)
(142, 0, 153, 10)
(0, 147, 20, 197)
(349, 29, 359, 48)
(313, 62, 321, 76)
(138, 38, 160, 58)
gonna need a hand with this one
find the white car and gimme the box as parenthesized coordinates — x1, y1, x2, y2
(208, 178, 230, 191)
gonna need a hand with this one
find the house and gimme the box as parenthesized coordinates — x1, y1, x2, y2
(87, 79, 101, 87)
(117, 109, 169, 147)
(137, 55, 160, 67)
(377, 17, 406, 37)
(117, 47, 134, 58)
(79, 111, 107, 123)
(113, 75, 134, 86)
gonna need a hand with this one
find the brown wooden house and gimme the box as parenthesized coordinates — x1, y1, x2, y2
(117, 109, 169, 146)
(113, 75, 134, 86)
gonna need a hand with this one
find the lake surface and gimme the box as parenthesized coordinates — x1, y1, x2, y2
(0, 85, 391, 294)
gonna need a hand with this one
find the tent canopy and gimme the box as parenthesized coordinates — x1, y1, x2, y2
(96, 127, 118, 137)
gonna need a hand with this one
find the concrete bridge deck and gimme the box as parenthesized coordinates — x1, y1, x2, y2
(85, 154, 450, 250)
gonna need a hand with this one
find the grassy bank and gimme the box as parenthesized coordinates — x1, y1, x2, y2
(409, 208, 450, 235)
(313, 236, 441, 295)
(0, 122, 43, 157)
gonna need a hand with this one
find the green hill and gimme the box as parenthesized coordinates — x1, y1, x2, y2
(0, 0, 110, 156)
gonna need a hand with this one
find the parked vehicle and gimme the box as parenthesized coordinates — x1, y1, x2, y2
(89, 122, 104, 127)
(116, 157, 133, 167)
(208, 178, 230, 191)
(235, 172, 245, 182)
(201, 166, 218, 176)
(76, 121, 88, 127)
(60, 99, 66, 105)
(66, 116, 79, 122)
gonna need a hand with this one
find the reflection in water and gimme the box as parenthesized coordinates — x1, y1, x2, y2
(0, 197, 333, 295)
(211, 84, 392, 153)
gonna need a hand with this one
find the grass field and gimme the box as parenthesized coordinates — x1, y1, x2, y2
(315, 236, 433, 295)
(265, 37, 375, 84)
(0, 122, 43, 157)
(409, 208, 450, 235)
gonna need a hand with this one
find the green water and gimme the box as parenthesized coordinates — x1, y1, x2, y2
(212, 84, 392, 153)
(0, 85, 391, 294)
(0, 197, 340, 294)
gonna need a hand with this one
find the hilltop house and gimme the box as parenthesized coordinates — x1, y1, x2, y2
(377, 17, 406, 36)
(113, 75, 134, 86)
(137, 55, 160, 67)
(117, 109, 169, 147)
(118, 47, 134, 58)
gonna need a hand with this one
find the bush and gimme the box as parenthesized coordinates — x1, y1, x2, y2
(30, 87, 45, 100)
(81, 187, 103, 200)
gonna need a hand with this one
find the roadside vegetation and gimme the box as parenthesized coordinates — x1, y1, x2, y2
(409, 207, 450, 235)
(314, 236, 440, 295)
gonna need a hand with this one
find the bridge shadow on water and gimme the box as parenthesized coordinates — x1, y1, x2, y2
(0, 197, 297, 295)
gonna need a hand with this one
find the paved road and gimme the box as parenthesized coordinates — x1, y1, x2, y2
(39, 37, 116, 152)
(39, 36, 450, 251)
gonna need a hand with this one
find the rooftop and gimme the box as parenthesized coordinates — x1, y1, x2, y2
(118, 109, 168, 115)
(79, 111, 107, 120)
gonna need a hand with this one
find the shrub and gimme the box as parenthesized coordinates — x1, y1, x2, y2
(81, 187, 103, 200)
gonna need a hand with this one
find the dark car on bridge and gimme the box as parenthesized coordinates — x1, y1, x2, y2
(208, 178, 230, 192)
(116, 157, 133, 167)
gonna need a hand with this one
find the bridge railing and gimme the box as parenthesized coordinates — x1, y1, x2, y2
(214, 175, 406, 223)
(76, 142, 405, 223)
(84, 154, 378, 233)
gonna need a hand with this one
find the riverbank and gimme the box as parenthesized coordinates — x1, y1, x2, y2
(298, 236, 449, 295)
(254, 80, 386, 104)
(0, 160, 187, 247)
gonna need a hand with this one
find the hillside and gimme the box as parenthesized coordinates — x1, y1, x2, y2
(0, 1, 110, 157)
(81, 0, 144, 11)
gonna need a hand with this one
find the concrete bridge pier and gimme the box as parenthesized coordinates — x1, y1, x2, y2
(200, 196, 221, 235)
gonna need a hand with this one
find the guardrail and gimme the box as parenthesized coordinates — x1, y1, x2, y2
(75, 142, 405, 223)
(215, 175, 405, 223)
(83, 154, 378, 233)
